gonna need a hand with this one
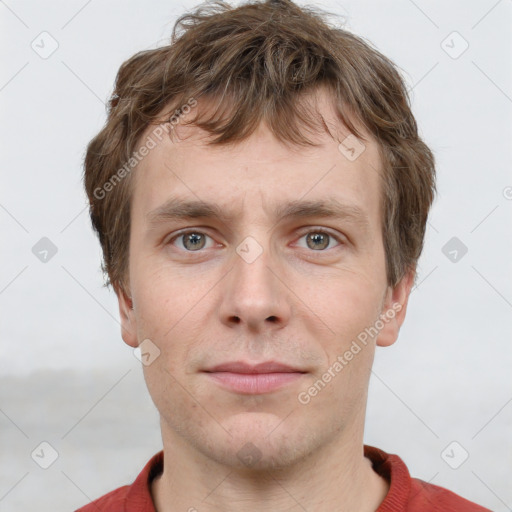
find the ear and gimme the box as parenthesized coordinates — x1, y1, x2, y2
(114, 283, 138, 348)
(376, 268, 415, 348)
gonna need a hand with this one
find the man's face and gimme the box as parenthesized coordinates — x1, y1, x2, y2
(118, 89, 412, 470)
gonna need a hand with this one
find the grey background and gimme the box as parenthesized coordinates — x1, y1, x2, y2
(1, 0, 511, 510)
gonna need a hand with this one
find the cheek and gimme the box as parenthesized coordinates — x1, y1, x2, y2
(131, 260, 207, 335)
(132, 277, 213, 389)
(302, 270, 384, 342)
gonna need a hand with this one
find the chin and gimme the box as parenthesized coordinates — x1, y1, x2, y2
(203, 412, 319, 471)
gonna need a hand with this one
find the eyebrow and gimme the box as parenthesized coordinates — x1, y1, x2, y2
(146, 197, 370, 232)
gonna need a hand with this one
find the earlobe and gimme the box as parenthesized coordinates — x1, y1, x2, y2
(376, 269, 415, 348)
(115, 284, 138, 348)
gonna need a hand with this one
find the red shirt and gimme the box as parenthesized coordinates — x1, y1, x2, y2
(75, 445, 490, 511)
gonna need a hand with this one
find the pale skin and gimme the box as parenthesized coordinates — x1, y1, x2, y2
(116, 88, 415, 511)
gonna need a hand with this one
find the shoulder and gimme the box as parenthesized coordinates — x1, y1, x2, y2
(74, 451, 163, 512)
(364, 445, 491, 512)
(75, 485, 130, 511)
(409, 478, 491, 512)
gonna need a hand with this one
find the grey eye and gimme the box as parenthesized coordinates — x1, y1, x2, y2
(181, 232, 207, 251)
(305, 232, 330, 250)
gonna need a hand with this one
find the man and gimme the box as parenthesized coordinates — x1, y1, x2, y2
(77, 0, 490, 510)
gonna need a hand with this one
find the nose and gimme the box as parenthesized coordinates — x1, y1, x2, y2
(218, 237, 292, 333)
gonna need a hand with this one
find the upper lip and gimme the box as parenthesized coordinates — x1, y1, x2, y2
(204, 361, 306, 374)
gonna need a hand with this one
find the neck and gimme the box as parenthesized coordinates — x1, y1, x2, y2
(151, 422, 389, 512)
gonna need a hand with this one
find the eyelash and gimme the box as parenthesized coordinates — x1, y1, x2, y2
(166, 228, 344, 253)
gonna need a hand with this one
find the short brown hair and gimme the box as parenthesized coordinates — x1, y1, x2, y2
(84, 0, 435, 295)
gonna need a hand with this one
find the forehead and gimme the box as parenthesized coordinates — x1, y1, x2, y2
(131, 89, 384, 229)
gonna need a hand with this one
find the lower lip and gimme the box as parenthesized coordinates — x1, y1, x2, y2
(205, 372, 304, 394)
